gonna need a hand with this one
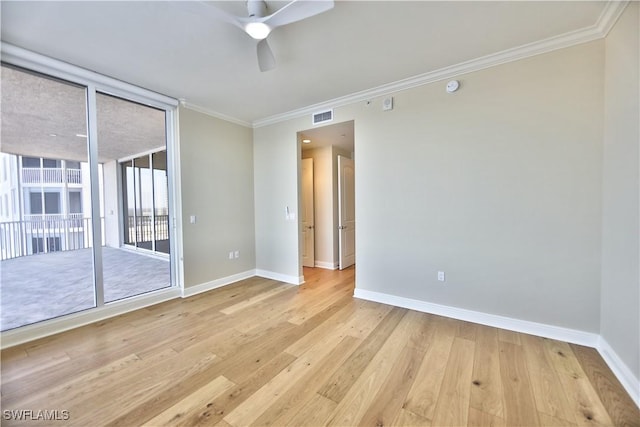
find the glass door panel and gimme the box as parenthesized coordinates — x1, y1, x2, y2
(0, 65, 96, 330)
(96, 93, 171, 303)
(135, 155, 153, 251)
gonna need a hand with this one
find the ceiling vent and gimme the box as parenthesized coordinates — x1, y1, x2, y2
(312, 109, 333, 125)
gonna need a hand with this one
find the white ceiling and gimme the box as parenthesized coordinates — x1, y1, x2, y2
(1, 1, 607, 125)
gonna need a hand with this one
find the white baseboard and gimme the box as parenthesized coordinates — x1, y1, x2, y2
(182, 270, 256, 298)
(353, 288, 599, 347)
(314, 261, 338, 270)
(255, 269, 303, 285)
(597, 337, 640, 408)
(1, 288, 182, 349)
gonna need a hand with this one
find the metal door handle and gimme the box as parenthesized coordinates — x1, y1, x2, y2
(339, 225, 347, 230)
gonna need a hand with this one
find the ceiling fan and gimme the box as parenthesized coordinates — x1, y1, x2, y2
(188, 0, 335, 72)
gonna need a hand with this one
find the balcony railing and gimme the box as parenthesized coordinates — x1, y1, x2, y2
(0, 216, 104, 261)
(22, 213, 85, 222)
(125, 215, 169, 244)
(21, 168, 82, 185)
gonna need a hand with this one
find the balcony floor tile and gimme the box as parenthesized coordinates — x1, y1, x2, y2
(0, 247, 170, 331)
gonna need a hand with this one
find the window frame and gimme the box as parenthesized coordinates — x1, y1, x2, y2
(0, 42, 184, 343)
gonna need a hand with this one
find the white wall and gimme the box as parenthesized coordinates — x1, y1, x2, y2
(179, 107, 256, 288)
(600, 2, 640, 382)
(253, 40, 605, 332)
(254, 124, 302, 282)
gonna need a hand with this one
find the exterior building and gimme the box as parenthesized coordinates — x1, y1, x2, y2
(0, 153, 101, 260)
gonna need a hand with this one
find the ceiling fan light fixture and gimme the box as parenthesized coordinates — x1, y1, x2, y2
(245, 22, 271, 40)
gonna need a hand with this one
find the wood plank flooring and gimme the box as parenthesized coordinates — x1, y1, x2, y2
(1, 267, 638, 426)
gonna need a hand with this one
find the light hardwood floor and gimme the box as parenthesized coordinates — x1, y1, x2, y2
(1, 267, 638, 426)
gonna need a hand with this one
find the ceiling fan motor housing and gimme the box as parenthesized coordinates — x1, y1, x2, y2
(247, 0, 268, 18)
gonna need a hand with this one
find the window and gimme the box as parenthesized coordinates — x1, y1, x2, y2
(44, 192, 61, 214)
(66, 161, 80, 170)
(29, 192, 43, 214)
(42, 158, 61, 168)
(69, 191, 82, 214)
(22, 157, 40, 168)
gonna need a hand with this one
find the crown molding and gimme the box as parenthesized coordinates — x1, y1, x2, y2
(252, 0, 628, 129)
(596, 0, 630, 36)
(181, 102, 252, 128)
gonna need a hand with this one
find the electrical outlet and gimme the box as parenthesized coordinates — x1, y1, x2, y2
(234, 250, 240, 259)
(228, 251, 234, 260)
(438, 271, 446, 282)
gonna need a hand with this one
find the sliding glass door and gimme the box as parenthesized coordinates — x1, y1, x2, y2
(97, 93, 171, 304)
(0, 63, 176, 331)
(0, 65, 96, 330)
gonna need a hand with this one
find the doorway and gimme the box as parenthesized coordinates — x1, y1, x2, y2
(298, 120, 355, 277)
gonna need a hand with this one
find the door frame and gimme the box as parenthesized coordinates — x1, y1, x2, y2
(301, 157, 315, 268)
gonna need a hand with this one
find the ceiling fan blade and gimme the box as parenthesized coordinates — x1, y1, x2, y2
(257, 39, 276, 72)
(264, 0, 334, 29)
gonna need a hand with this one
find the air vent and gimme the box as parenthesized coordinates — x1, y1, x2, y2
(312, 109, 333, 125)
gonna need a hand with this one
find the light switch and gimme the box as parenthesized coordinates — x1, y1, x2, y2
(190, 215, 197, 224)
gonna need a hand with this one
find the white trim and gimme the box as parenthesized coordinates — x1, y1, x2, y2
(596, 1, 630, 37)
(353, 288, 599, 347)
(0, 288, 182, 349)
(87, 85, 104, 306)
(314, 261, 338, 270)
(252, 1, 625, 128)
(182, 270, 256, 298)
(173, 107, 186, 293)
(1, 43, 177, 110)
(181, 102, 252, 128)
(117, 146, 166, 164)
(119, 244, 171, 261)
(255, 269, 303, 285)
(597, 337, 640, 408)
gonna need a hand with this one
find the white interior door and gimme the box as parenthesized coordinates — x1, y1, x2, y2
(338, 155, 355, 270)
(301, 158, 315, 268)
